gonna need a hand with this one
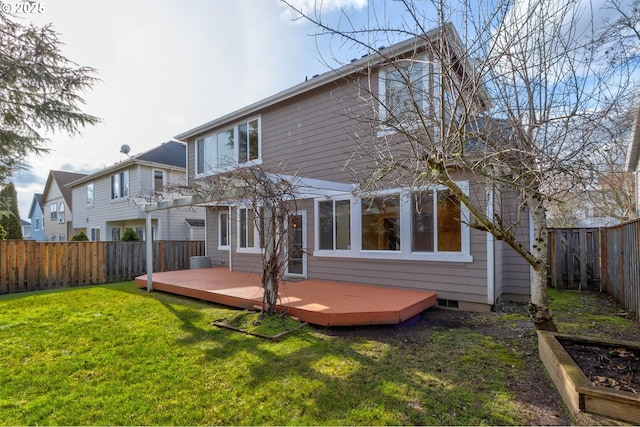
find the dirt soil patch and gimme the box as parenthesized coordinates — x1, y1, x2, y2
(559, 339, 640, 393)
(317, 291, 640, 426)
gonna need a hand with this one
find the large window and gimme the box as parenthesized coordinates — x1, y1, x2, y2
(318, 199, 351, 250)
(195, 117, 261, 175)
(412, 190, 462, 252)
(361, 196, 401, 251)
(111, 170, 129, 199)
(315, 184, 470, 262)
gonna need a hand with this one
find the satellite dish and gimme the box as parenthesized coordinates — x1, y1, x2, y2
(120, 144, 131, 155)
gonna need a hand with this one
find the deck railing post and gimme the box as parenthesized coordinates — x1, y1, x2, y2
(146, 210, 153, 292)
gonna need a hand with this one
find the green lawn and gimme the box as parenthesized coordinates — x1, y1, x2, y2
(0, 282, 634, 425)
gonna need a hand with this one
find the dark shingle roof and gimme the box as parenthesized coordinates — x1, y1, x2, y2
(136, 141, 185, 168)
(50, 170, 87, 208)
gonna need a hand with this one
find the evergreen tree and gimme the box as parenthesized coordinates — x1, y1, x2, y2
(0, 11, 100, 184)
(0, 183, 22, 239)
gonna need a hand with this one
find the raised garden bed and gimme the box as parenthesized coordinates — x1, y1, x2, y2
(538, 331, 640, 424)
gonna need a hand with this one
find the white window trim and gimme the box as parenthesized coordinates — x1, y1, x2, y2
(111, 170, 130, 200)
(285, 210, 307, 278)
(194, 116, 263, 178)
(377, 57, 430, 136)
(86, 183, 95, 207)
(314, 183, 472, 263)
(152, 169, 165, 191)
(218, 210, 230, 250)
(236, 206, 263, 254)
(90, 226, 101, 242)
(315, 196, 353, 252)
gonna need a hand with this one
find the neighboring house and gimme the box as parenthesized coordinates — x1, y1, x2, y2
(68, 141, 204, 241)
(20, 219, 31, 239)
(627, 104, 640, 218)
(163, 24, 531, 312)
(547, 190, 622, 228)
(27, 193, 45, 241)
(41, 171, 87, 241)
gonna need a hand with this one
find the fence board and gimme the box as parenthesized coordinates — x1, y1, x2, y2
(601, 220, 640, 321)
(0, 240, 205, 295)
(547, 228, 601, 291)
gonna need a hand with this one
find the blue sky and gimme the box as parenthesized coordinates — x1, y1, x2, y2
(10, 0, 622, 218)
(13, 0, 378, 217)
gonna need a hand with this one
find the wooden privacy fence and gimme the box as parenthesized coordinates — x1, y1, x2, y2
(547, 228, 601, 292)
(601, 220, 640, 320)
(0, 240, 205, 294)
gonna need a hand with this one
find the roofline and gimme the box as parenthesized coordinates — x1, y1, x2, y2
(67, 158, 186, 187)
(175, 23, 477, 140)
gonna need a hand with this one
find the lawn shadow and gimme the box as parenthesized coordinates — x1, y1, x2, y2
(105, 282, 557, 425)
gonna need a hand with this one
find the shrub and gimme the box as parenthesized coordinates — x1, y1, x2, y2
(121, 228, 140, 242)
(71, 231, 89, 241)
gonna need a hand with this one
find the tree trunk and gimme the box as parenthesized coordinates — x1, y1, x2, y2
(261, 205, 279, 314)
(528, 196, 558, 332)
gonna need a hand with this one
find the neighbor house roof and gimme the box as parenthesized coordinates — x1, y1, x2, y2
(42, 171, 87, 210)
(175, 22, 488, 141)
(27, 193, 43, 219)
(67, 140, 187, 187)
(185, 219, 205, 227)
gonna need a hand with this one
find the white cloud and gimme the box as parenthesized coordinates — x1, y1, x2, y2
(280, 0, 368, 21)
(11, 0, 338, 218)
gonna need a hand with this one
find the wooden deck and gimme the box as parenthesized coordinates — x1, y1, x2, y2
(134, 268, 437, 327)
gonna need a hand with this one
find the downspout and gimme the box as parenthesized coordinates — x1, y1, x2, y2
(228, 205, 233, 272)
(145, 210, 153, 292)
(486, 185, 495, 306)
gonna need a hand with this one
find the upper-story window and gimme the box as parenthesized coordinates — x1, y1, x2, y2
(195, 117, 261, 176)
(153, 170, 165, 191)
(59, 202, 65, 223)
(86, 183, 94, 207)
(379, 58, 428, 126)
(111, 170, 129, 200)
(50, 203, 57, 220)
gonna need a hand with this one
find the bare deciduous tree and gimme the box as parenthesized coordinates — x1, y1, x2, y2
(184, 165, 301, 315)
(284, 0, 635, 330)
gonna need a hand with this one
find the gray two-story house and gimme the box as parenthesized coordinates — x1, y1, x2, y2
(68, 141, 204, 241)
(160, 25, 530, 312)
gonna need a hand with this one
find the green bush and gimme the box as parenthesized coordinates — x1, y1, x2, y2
(121, 228, 140, 242)
(71, 231, 89, 241)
